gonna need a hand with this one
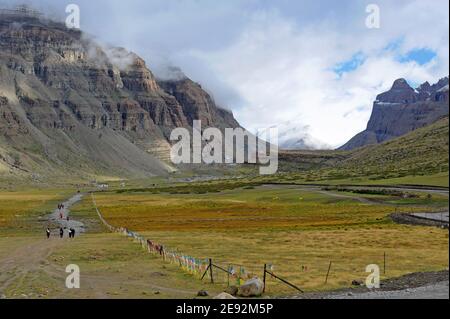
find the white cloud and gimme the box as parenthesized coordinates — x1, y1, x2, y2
(183, 1, 449, 148)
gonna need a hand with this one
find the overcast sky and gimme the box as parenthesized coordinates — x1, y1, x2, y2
(1, 0, 449, 148)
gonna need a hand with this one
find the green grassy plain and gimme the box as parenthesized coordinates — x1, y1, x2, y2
(93, 185, 449, 294)
(0, 188, 73, 236)
(0, 233, 219, 299)
(0, 188, 219, 299)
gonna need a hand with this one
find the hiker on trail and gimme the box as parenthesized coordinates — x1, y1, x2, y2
(60, 228, 64, 239)
(46, 228, 51, 239)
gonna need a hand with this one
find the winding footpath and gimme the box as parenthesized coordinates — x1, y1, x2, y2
(49, 193, 85, 237)
(0, 194, 84, 297)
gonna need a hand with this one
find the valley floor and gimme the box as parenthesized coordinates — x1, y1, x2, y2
(0, 234, 221, 299)
(0, 189, 221, 299)
(0, 177, 448, 299)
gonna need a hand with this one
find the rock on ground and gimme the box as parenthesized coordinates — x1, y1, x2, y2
(238, 278, 264, 297)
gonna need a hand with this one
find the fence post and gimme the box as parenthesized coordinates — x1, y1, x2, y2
(227, 264, 230, 287)
(325, 261, 332, 284)
(383, 252, 386, 275)
(263, 264, 267, 293)
(209, 258, 214, 284)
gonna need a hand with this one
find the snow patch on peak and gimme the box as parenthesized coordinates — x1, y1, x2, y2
(258, 121, 332, 150)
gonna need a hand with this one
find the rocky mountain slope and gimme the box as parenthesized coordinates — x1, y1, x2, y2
(279, 116, 449, 180)
(0, 10, 242, 180)
(339, 116, 449, 178)
(340, 77, 449, 150)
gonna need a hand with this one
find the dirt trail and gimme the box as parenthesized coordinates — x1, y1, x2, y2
(0, 194, 83, 296)
(0, 193, 204, 299)
(0, 239, 63, 295)
(317, 190, 379, 205)
(49, 193, 85, 237)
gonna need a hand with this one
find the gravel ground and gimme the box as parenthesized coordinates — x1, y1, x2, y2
(287, 271, 449, 299)
(391, 213, 449, 228)
(411, 212, 449, 223)
(327, 281, 449, 299)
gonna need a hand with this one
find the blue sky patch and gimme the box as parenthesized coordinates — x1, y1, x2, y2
(383, 38, 437, 65)
(398, 48, 437, 65)
(333, 52, 366, 76)
(384, 38, 404, 52)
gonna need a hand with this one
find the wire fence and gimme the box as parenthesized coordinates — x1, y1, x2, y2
(93, 193, 219, 279)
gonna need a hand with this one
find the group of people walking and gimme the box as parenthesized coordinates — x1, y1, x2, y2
(58, 203, 70, 221)
(46, 227, 76, 239)
(45, 202, 77, 239)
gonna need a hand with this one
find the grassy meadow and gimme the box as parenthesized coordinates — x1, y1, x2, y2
(0, 232, 220, 299)
(91, 185, 449, 295)
(0, 188, 73, 236)
(0, 187, 222, 299)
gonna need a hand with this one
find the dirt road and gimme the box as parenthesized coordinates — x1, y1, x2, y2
(49, 193, 85, 237)
(0, 194, 84, 296)
(0, 193, 213, 299)
(287, 271, 449, 300)
(0, 238, 63, 296)
(326, 282, 449, 299)
(411, 212, 449, 223)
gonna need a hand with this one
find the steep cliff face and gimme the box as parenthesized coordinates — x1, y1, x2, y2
(158, 76, 240, 130)
(340, 77, 449, 151)
(0, 12, 242, 180)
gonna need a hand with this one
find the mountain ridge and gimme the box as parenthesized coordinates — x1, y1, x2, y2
(0, 10, 243, 180)
(340, 76, 449, 151)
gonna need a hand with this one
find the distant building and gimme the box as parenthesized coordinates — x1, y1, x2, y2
(97, 184, 109, 190)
